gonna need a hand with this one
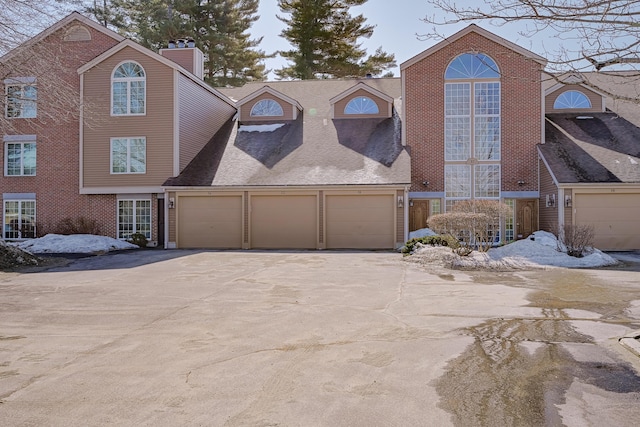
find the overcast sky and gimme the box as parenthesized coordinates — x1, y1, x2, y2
(251, 0, 563, 79)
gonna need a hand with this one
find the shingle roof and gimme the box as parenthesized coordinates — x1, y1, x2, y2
(167, 78, 410, 187)
(540, 112, 640, 184)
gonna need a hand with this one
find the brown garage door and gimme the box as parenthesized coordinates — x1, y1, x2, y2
(575, 193, 640, 251)
(250, 195, 317, 249)
(325, 195, 395, 249)
(178, 196, 242, 248)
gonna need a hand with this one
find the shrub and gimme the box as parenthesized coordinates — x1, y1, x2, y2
(127, 233, 148, 248)
(402, 235, 459, 255)
(558, 224, 595, 257)
(54, 217, 101, 235)
(428, 200, 513, 254)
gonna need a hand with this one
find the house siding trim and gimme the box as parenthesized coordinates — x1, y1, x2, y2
(81, 186, 163, 194)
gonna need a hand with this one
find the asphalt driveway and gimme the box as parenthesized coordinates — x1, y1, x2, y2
(1, 250, 640, 426)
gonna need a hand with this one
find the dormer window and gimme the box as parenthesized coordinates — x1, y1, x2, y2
(344, 96, 379, 115)
(553, 90, 592, 109)
(250, 99, 284, 117)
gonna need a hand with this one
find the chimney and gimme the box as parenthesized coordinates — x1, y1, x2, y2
(160, 38, 205, 79)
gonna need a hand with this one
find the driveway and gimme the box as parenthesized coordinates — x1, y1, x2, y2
(1, 250, 640, 426)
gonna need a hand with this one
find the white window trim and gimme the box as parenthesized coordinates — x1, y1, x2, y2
(4, 79, 37, 119)
(3, 198, 36, 240)
(4, 139, 36, 176)
(249, 99, 284, 117)
(110, 137, 146, 174)
(117, 198, 151, 240)
(344, 96, 380, 115)
(111, 61, 146, 116)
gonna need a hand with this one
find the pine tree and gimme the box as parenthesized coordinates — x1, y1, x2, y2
(115, 0, 268, 87)
(276, 0, 395, 79)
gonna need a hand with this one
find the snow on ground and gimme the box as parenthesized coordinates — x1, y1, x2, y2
(15, 234, 137, 254)
(408, 228, 437, 239)
(407, 229, 619, 270)
(238, 124, 286, 132)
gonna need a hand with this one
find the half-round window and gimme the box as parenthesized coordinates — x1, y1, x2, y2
(250, 99, 284, 117)
(112, 61, 146, 115)
(445, 53, 500, 79)
(553, 90, 592, 109)
(344, 96, 379, 114)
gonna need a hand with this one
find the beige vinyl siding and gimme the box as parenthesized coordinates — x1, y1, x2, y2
(539, 158, 559, 231)
(546, 84, 603, 113)
(333, 88, 390, 119)
(177, 74, 236, 171)
(239, 93, 294, 122)
(83, 46, 174, 188)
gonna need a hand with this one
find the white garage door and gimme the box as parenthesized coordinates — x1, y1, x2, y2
(575, 193, 640, 251)
(325, 195, 395, 249)
(178, 196, 242, 248)
(250, 195, 317, 249)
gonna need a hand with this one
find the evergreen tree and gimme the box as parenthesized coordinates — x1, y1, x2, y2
(276, 0, 395, 79)
(115, 1, 268, 87)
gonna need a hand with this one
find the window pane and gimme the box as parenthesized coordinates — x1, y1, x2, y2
(4, 201, 19, 239)
(129, 138, 146, 173)
(475, 117, 500, 160)
(130, 81, 145, 114)
(445, 165, 471, 198)
(445, 53, 500, 79)
(445, 83, 470, 116)
(22, 143, 36, 175)
(475, 82, 500, 115)
(112, 82, 127, 114)
(6, 143, 21, 175)
(445, 117, 470, 160)
(111, 139, 127, 173)
(135, 200, 151, 238)
(475, 165, 500, 198)
(21, 201, 36, 238)
(553, 90, 592, 109)
(118, 200, 134, 239)
(250, 99, 284, 116)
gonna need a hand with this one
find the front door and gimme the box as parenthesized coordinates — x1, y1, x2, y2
(516, 199, 538, 240)
(409, 199, 429, 232)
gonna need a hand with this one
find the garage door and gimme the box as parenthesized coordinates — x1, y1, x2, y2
(575, 193, 640, 250)
(250, 195, 317, 249)
(325, 195, 395, 249)
(178, 196, 242, 248)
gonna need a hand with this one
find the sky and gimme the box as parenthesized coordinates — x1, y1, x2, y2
(250, 0, 563, 79)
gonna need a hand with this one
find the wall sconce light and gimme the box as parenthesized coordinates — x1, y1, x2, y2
(517, 180, 526, 186)
(397, 196, 404, 208)
(168, 197, 175, 209)
(565, 195, 572, 208)
(546, 194, 556, 208)
(409, 199, 414, 207)
(422, 181, 429, 187)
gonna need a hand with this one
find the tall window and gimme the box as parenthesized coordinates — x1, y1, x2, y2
(5, 82, 37, 118)
(112, 62, 145, 115)
(444, 53, 501, 211)
(3, 200, 36, 239)
(118, 199, 151, 239)
(250, 99, 283, 117)
(111, 137, 146, 174)
(344, 96, 379, 114)
(5, 141, 36, 176)
(553, 90, 591, 109)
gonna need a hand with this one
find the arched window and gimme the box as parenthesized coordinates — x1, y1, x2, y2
(112, 62, 146, 115)
(344, 96, 379, 114)
(553, 90, 592, 109)
(445, 53, 500, 79)
(250, 99, 284, 117)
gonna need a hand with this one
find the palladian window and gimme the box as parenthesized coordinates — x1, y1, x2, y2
(444, 53, 501, 211)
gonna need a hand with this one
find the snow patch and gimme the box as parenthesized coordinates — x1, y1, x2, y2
(15, 234, 137, 254)
(238, 123, 285, 133)
(408, 227, 437, 239)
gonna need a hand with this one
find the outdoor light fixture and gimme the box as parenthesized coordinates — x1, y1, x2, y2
(517, 180, 526, 186)
(397, 196, 404, 208)
(168, 197, 175, 209)
(422, 181, 429, 187)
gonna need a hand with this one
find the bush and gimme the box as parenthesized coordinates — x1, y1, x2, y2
(558, 224, 595, 257)
(54, 217, 101, 235)
(402, 234, 459, 255)
(127, 233, 148, 248)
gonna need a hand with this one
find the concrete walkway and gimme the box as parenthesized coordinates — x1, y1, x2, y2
(1, 250, 639, 426)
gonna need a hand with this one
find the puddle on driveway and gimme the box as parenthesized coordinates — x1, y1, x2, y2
(435, 268, 640, 426)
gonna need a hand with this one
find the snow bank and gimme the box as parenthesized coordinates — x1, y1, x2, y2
(15, 234, 137, 254)
(238, 124, 285, 133)
(408, 228, 437, 240)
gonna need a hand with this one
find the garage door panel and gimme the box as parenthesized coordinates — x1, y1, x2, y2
(178, 196, 242, 248)
(575, 193, 640, 251)
(251, 195, 317, 249)
(326, 195, 394, 249)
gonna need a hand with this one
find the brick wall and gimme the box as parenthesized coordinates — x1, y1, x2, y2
(403, 31, 543, 195)
(1, 22, 122, 238)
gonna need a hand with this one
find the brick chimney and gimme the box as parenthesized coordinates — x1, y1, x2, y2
(160, 39, 205, 79)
